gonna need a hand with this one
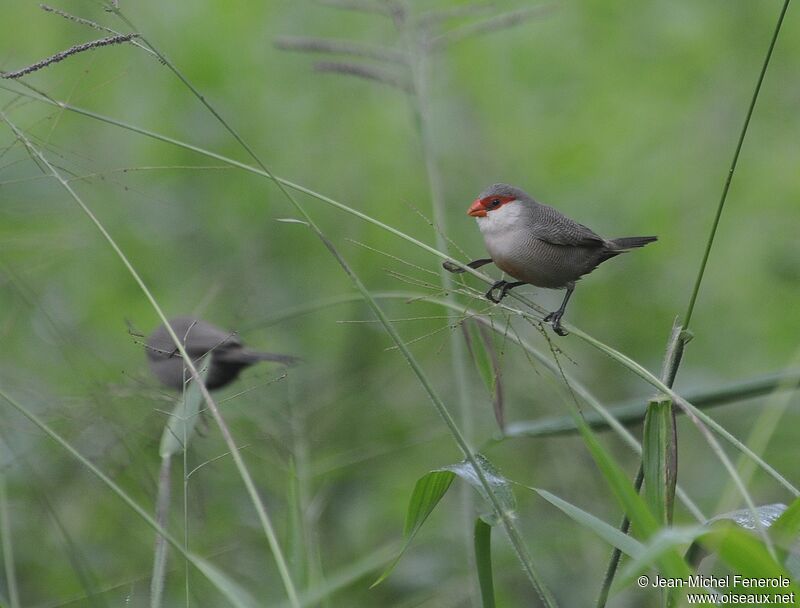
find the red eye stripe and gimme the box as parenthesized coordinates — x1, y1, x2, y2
(481, 195, 516, 209)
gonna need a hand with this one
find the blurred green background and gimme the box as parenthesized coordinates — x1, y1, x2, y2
(1, 0, 799, 606)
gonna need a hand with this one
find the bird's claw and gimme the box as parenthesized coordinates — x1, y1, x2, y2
(485, 281, 506, 304)
(442, 260, 464, 274)
(543, 312, 569, 336)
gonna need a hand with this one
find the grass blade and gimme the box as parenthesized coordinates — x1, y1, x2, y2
(474, 518, 496, 608)
(771, 498, 800, 557)
(151, 455, 172, 608)
(526, 487, 644, 559)
(642, 397, 677, 525)
(372, 470, 455, 587)
(0, 472, 20, 608)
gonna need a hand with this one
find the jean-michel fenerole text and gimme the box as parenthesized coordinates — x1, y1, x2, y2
(650, 574, 792, 589)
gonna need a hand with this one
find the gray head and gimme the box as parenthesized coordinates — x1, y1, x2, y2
(477, 183, 533, 202)
(468, 183, 535, 218)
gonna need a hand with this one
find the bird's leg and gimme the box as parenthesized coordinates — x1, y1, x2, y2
(499, 281, 525, 300)
(543, 285, 575, 336)
(443, 258, 493, 274)
(485, 280, 507, 303)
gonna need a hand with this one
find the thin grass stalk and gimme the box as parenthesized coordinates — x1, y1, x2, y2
(682, 0, 792, 329)
(0, 111, 301, 608)
(0, 472, 20, 608)
(151, 455, 172, 608)
(0, 428, 106, 608)
(0, 387, 252, 608)
(286, 376, 315, 590)
(183, 425, 189, 607)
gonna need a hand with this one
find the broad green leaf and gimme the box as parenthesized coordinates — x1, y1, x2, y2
(474, 518, 496, 608)
(771, 498, 800, 563)
(532, 487, 644, 559)
(642, 397, 677, 525)
(440, 453, 516, 519)
(772, 499, 800, 541)
(371, 470, 455, 587)
(403, 470, 456, 536)
(158, 354, 210, 458)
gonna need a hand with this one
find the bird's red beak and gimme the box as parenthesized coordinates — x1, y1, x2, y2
(467, 199, 487, 217)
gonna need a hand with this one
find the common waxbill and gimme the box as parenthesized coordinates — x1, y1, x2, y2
(444, 183, 657, 336)
(146, 317, 299, 390)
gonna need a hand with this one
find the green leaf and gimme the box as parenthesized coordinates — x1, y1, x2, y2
(371, 470, 455, 587)
(532, 487, 644, 559)
(699, 523, 800, 597)
(158, 354, 210, 458)
(474, 518, 496, 608)
(687, 504, 789, 567)
(642, 397, 677, 525)
(403, 469, 455, 537)
(440, 453, 516, 520)
(771, 498, 800, 559)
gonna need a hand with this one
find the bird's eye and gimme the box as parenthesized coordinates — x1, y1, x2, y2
(489, 198, 501, 208)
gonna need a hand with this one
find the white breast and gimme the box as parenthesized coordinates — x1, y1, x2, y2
(475, 199, 525, 238)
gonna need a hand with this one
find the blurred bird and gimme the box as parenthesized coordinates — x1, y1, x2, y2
(146, 317, 299, 390)
(444, 183, 657, 335)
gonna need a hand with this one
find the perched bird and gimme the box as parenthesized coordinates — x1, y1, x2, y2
(146, 317, 299, 390)
(444, 183, 657, 336)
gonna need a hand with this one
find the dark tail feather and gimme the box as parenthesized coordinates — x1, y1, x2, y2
(229, 349, 303, 366)
(252, 351, 303, 366)
(610, 235, 658, 251)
